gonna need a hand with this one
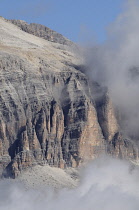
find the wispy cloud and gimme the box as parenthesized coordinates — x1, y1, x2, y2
(83, 0, 139, 138)
(0, 157, 139, 210)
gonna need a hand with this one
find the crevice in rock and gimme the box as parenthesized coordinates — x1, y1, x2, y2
(8, 126, 26, 160)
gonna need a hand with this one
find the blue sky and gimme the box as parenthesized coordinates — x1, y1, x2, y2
(0, 0, 124, 43)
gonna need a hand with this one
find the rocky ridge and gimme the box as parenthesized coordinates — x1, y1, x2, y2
(0, 17, 138, 178)
(8, 19, 74, 46)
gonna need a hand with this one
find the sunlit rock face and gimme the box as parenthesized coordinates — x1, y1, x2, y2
(0, 17, 138, 178)
(8, 19, 74, 46)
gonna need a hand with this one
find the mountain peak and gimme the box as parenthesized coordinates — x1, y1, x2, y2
(7, 19, 73, 46)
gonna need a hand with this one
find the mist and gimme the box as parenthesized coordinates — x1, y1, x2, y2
(1, 157, 139, 210)
(82, 0, 139, 138)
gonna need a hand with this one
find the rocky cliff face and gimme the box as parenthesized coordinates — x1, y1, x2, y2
(0, 17, 138, 178)
(8, 19, 73, 46)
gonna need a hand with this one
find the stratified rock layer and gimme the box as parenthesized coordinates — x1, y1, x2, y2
(0, 17, 138, 177)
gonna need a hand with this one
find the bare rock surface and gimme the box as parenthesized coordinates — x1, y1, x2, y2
(8, 19, 74, 46)
(0, 17, 138, 178)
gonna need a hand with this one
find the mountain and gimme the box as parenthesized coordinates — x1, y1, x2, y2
(8, 19, 74, 46)
(0, 17, 138, 178)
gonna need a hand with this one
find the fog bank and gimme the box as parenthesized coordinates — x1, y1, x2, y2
(0, 157, 139, 210)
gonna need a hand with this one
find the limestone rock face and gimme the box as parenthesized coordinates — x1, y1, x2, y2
(8, 19, 73, 46)
(0, 17, 105, 177)
(0, 17, 138, 178)
(93, 84, 139, 161)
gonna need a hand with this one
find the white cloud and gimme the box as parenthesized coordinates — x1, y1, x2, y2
(83, 0, 139, 138)
(0, 157, 139, 210)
